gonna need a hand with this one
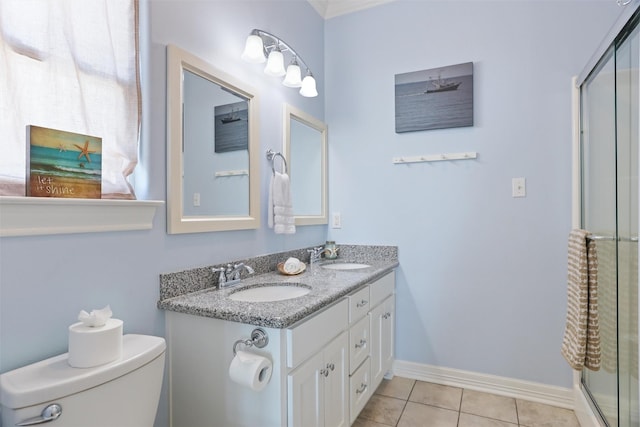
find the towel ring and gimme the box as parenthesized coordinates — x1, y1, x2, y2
(266, 149, 288, 175)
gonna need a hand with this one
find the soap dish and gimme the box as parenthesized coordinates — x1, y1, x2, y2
(277, 262, 306, 276)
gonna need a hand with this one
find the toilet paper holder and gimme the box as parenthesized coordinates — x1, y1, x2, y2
(233, 328, 269, 355)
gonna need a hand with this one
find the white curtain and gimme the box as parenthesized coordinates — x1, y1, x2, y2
(0, 0, 140, 199)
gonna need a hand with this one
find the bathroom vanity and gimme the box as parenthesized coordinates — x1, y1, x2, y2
(159, 245, 397, 427)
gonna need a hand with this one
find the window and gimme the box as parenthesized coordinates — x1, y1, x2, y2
(0, 0, 140, 199)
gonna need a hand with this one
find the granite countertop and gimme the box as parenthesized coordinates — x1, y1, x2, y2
(158, 255, 398, 329)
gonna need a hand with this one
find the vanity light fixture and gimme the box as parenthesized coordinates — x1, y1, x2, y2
(241, 29, 318, 98)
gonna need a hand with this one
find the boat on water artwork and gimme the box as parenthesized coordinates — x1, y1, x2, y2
(26, 125, 102, 198)
(395, 62, 473, 133)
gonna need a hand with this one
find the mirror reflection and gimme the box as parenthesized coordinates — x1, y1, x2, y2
(167, 44, 260, 234)
(182, 70, 249, 217)
(283, 104, 327, 225)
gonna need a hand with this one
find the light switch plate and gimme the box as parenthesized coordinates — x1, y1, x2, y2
(331, 212, 342, 229)
(512, 178, 526, 198)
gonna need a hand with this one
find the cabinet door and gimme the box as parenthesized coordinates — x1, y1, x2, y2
(370, 295, 395, 389)
(288, 351, 324, 427)
(324, 331, 349, 427)
(380, 295, 395, 376)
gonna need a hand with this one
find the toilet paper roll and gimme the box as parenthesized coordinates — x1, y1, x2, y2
(68, 318, 123, 368)
(228, 350, 272, 392)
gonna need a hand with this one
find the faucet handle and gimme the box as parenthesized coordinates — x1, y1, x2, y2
(211, 266, 226, 285)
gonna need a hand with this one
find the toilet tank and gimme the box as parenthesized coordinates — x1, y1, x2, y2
(0, 334, 165, 427)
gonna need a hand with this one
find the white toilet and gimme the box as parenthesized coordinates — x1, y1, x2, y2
(0, 334, 165, 427)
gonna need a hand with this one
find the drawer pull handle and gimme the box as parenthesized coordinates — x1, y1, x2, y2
(320, 368, 329, 377)
(327, 363, 335, 371)
(355, 339, 367, 349)
(383, 312, 392, 319)
(356, 300, 368, 308)
(355, 383, 368, 394)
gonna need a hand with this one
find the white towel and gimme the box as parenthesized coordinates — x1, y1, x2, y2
(269, 172, 295, 234)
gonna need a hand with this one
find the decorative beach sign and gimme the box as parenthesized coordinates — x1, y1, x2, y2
(395, 62, 473, 133)
(26, 125, 102, 198)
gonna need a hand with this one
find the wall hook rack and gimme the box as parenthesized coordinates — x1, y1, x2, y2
(392, 151, 478, 164)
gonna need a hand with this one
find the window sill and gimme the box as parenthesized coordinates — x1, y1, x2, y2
(0, 196, 164, 237)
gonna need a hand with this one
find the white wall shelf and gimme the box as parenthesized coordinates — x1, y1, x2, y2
(0, 197, 164, 237)
(392, 152, 478, 164)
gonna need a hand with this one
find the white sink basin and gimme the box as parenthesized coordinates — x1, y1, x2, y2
(229, 284, 310, 302)
(320, 263, 371, 270)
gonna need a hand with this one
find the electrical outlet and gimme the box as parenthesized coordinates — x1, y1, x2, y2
(331, 212, 342, 229)
(193, 192, 201, 206)
(512, 178, 526, 198)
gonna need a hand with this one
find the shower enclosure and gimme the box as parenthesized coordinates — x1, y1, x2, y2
(578, 6, 639, 426)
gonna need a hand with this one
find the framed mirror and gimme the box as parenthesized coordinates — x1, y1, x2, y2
(283, 104, 327, 225)
(166, 44, 260, 234)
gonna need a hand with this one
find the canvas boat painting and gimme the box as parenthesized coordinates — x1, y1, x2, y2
(395, 62, 473, 133)
(26, 125, 102, 198)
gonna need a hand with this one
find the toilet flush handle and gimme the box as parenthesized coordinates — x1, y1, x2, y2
(16, 404, 62, 426)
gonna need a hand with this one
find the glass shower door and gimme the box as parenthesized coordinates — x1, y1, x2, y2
(580, 20, 639, 427)
(615, 23, 639, 427)
(581, 45, 618, 427)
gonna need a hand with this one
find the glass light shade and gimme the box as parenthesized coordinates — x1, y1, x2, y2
(299, 75, 318, 97)
(282, 63, 302, 87)
(264, 50, 286, 77)
(241, 35, 266, 63)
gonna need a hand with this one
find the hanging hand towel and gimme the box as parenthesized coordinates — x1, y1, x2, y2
(561, 229, 601, 371)
(269, 171, 295, 234)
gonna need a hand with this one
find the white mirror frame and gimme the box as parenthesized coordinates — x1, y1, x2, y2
(283, 104, 328, 226)
(166, 44, 260, 234)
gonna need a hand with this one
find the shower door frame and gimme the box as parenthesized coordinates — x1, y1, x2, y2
(573, 4, 640, 426)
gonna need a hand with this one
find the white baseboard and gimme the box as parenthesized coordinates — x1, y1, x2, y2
(393, 360, 575, 410)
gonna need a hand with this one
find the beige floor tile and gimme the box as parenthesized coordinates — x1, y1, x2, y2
(397, 402, 459, 427)
(353, 417, 395, 427)
(359, 394, 407, 426)
(458, 412, 518, 427)
(408, 381, 462, 411)
(516, 399, 580, 427)
(376, 376, 416, 400)
(460, 389, 518, 424)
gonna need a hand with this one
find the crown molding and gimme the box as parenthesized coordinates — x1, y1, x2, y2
(308, 0, 396, 19)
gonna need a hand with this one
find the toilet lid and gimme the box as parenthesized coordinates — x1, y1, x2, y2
(0, 334, 165, 409)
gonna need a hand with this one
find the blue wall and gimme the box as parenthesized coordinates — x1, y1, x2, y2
(325, 0, 621, 387)
(0, 1, 325, 426)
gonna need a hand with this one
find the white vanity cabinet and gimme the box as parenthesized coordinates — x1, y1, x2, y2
(165, 271, 395, 427)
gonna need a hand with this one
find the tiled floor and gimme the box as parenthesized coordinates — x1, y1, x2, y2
(354, 376, 581, 427)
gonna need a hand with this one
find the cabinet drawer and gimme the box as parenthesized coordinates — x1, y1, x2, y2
(348, 286, 370, 323)
(349, 315, 369, 374)
(370, 272, 395, 307)
(286, 298, 348, 368)
(349, 357, 371, 425)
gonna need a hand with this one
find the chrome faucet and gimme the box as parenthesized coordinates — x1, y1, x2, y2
(212, 263, 255, 289)
(308, 246, 324, 265)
